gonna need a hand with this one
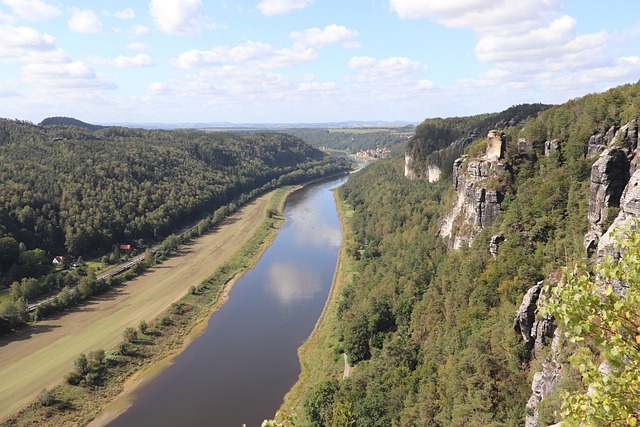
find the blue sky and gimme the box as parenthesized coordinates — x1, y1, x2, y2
(0, 0, 639, 124)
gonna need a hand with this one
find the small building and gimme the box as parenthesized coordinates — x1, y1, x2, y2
(52, 256, 64, 266)
(119, 244, 131, 252)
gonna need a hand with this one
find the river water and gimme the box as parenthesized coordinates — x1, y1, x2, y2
(108, 174, 347, 427)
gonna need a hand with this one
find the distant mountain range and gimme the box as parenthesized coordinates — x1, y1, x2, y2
(39, 117, 416, 131)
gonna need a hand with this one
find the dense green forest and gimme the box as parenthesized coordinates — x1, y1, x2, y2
(0, 119, 350, 289)
(294, 82, 640, 426)
(282, 127, 414, 155)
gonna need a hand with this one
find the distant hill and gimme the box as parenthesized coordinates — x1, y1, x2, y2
(39, 116, 105, 132)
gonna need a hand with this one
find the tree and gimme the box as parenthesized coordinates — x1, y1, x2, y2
(74, 353, 89, 375)
(0, 236, 19, 271)
(304, 379, 340, 427)
(543, 226, 640, 426)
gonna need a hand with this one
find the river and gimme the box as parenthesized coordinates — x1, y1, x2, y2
(107, 174, 348, 427)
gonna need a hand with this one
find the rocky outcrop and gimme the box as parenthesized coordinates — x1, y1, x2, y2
(518, 138, 533, 154)
(439, 131, 508, 249)
(489, 234, 504, 258)
(515, 283, 556, 352)
(404, 154, 442, 182)
(587, 126, 617, 158)
(449, 129, 479, 150)
(516, 280, 559, 427)
(585, 120, 639, 257)
(404, 130, 480, 180)
(487, 130, 505, 160)
(544, 139, 560, 156)
(526, 360, 561, 427)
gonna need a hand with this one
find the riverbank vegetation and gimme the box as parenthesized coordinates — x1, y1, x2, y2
(1, 186, 293, 426)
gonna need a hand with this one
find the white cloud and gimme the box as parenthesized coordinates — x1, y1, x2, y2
(390, 0, 640, 100)
(174, 41, 316, 69)
(476, 15, 607, 68)
(68, 9, 102, 33)
(127, 42, 149, 51)
(22, 60, 116, 90)
(129, 24, 149, 35)
(257, 0, 313, 16)
(0, 80, 20, 96)
(0, 7, 14, 23)
(345, 55, 434, 101)
(290, 24, 359, 48)
(90, 54, 153, 68)
(3, 0, 61, 22)
(298, 81, 337, 92)
(150, 0, 205, 35)
(0, 24, 55, 57)
(390, 0, 561, 34)
(105, 8, 135, 20)
(348, 56, 428, 78)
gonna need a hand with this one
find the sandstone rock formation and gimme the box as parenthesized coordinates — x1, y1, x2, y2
(439, 131, 508, 249)
(526, 361, 561, 427)
(544, 139, 560, 156)
(516, 282, 559, 427)
(404, 155, 443, 182)
(584, 120, 639, 258)
(489, 234, 504, 258)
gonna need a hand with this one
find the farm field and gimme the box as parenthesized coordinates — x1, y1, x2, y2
(0, 193, 274, 422)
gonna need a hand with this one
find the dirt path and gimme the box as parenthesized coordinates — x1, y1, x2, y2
(0, 193, 273, 422)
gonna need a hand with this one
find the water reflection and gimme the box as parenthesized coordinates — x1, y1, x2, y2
(267, 262, 323, 307)
(107, 175, 346, 427)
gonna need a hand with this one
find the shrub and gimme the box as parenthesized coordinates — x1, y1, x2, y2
(139, 320, 148, 335)
(37, 388, 54, 407)
(123, 326, 137, 343)
(65, 372, 82, 386)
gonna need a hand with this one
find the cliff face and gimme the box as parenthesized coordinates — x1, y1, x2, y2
(439, 131, 508, 249)
(404, 154, 441, 182)
(584, 120, 639, 259)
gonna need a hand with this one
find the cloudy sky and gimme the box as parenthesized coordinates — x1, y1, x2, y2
(0, 0, 639, 124)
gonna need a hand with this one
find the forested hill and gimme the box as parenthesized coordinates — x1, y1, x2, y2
(289, 81, 640, 426)
(0, 119, 349, 285)
(39, 116, 105, 132)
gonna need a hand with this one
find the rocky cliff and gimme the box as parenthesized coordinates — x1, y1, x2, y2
(515, 282, 558, 427)
(584, 120, 639, 259)
(520, 119, 640, 427)
(439, 131, 508, 249)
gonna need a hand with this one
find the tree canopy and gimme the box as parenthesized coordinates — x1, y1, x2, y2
(0, 119, 350, 288)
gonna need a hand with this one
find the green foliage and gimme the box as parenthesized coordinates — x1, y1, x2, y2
(139, 319, 149, 335)
(542, 225, 640, 426)
(304, 379, 340, 427)
(0, 119, 350, 290)
(74, 353, 89, 375)
(37, 388, 54, 407)
(122, 326, 137, 343)
(298, 112, 595, 425)
(67, 349, 110, 387)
